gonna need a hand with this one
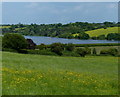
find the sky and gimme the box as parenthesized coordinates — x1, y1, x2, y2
(2, 2, 118, 24)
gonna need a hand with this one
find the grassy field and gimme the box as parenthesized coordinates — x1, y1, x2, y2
(73, 27, 119, 37)
(0, 26, 11, 29)
(2, 51, 118, 95)
(86, 27, 118, 37)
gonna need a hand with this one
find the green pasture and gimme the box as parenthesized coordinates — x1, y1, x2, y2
(73, 27, 119, 37)
(2, 51, 118, 95)
(0, 26, 11, 29)
(86, 27, 119, 37)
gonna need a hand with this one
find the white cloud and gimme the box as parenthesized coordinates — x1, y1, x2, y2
(74, 5, 83, 11)
(26, 2, 38, 8)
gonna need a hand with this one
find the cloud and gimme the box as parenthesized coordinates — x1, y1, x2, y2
(74, 5, 83, 11)
(107, 3, 117, 9)
(25, 2, 38, 8)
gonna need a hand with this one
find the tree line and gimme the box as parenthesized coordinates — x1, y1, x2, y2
(1, 21, 120, 40)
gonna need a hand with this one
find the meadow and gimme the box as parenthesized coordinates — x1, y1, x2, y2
(85, 27, 119, 37)
(2, 51, 118, 95)
(73, 27, 119, 37)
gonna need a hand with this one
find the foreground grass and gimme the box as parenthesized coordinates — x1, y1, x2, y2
(2, 52, 118, 95)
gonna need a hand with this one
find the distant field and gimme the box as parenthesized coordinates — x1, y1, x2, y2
(86, 27, 119, 37)
(73, 27, 119, 37)
(2, 52, 118, 95)
(0, 26, 11, 29)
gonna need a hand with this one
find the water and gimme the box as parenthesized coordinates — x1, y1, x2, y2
(24, 36, 119, 45)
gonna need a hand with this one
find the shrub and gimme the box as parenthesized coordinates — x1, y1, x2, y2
(100, 49, 109, 55)
(77, 33, 90, 40)
(50, 43, 64, 56)
(84, 47, 91, 54)
(65, 43, 75, 51)
(108, 48, 118, 56)
(107, 33, 120, 40)
(17, 49, 28, 54)
(76, 48, 87, 57)
(51, 46, 63, 56)
(100, 48, 118, 56)
(91, 36, 97, 40)
(36, 43, 47, 50)
(97, 35, 106, 40)
(2, 33, 28, 51)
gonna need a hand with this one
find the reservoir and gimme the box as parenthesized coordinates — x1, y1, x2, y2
(24, 36, 119, 45)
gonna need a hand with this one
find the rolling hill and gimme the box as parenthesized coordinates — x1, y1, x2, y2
(85, 27, 119, 37)
(73, 27, 119, 37)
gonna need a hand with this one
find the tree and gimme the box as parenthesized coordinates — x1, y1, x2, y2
(76, 48, 87, 57)
(50, 43, 64, 56)
(97, 35, 106, 40)
(93, 48, 97, 55)
(36, 43, 47, 50)
(2, 33, 28, 51)
(84, 47, 91, 54)
(106, 33, 120, 40)
(91, 36, 97, 40)
(65, 43, 75, 51)
(107, 33, 115, 40)
(100, 48, 118, 56)
(108, 48, 118, 56)
(77, 33, 90, 40)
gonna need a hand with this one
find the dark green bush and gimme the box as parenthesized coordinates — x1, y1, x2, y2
(108, 48, 118, 56)
(50, 43, 64, 56)
(100, 48, 118, 56)
(100, 49, 109, 55)
(76, 48, 87, 57)
(36, 43, 47, 50)
(84, 47, 91, 54)
(51, 46, 63, 56)
(97, 35, 106, 40)
(2, 33, 28, 51)
(65, 43, 75, 51)
(18, 49, 28, 54)
(107, 33, 120, 40)
(77, 33, 90, 40)
(91, 36, 97, 40)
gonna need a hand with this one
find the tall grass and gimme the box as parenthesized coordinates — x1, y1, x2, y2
(2, 52, 118, 95)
